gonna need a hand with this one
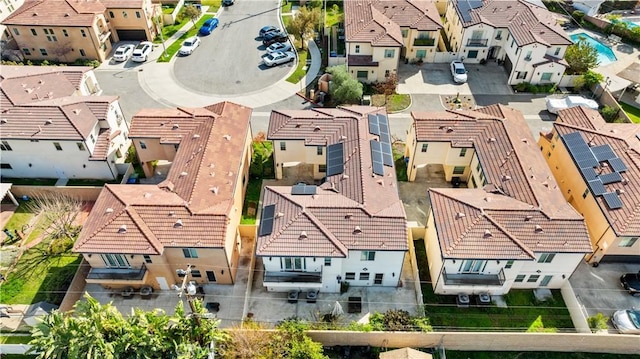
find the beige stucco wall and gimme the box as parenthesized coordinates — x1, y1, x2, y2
(106, 0, 159, 42)
(406, 139, 474, 182)
(403, 28, 439, 63)
(346, 41, 400, 83)
(273, 140, 326, 180)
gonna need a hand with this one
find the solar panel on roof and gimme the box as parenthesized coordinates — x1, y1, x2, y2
(370, 140, 385, 176)
(578, 158, 599, 170)
(291, 184, 317, 195)
(599, 171, 623, 185)
(608, 157, 628, 173)
(591, 144, 616, 162)
(458, 0, 483, 23)
(326, 143, 344, 177)
(580, 167, 597, 181)
(587, 179, 606, 196)
(258, 204, 276, 236)
(602, 192, 623, 209)
(382, 142, 393, 166)
(368, 114, 379, 135)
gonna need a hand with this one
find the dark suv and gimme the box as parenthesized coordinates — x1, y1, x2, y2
(621, 272, 640, 297)
(262, 31, 288, 46)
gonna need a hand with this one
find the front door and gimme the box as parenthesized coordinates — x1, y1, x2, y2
(155, 277, 169, 290)
(206, 270, 216, 282)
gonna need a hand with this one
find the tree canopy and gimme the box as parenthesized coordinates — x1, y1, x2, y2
(326, 65, 363, 105)
(564, 37, 599, 74)
(288, 6, 321, 50)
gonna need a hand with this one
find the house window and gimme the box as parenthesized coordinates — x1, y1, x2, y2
(538, 253, 556, 263)
(136, 11, 141, 18)
(401, 29, 408, 38)
(516, 71, 528, 79)
(318, 164, 326, 172)
(79, 49, 86, 57)
(206, 271, 217, 282)
(524, 50, 532, 60)
(461, 260, 485, 273)
(468, 50, 478, 58)
(459, 148, 467, 157)
(143, 255, 152, 263)
(13, 28, 19, 36)
(44, 28, 56, 41)
(90, 134, 95, 143)
(22, 48, 30, 55)
(122, 11, 128, 18)
(282, 257, 305, 271)
(359, 272, 370, 281)
(515, 274, 526, 282)
(101, 254, 130, 268)
(356, 71, 368, 79)
(1, 163, 13, 169)
(374, 273, 383, 284)
(109, 11, 114, 18)
(505, 260, 514, 269)
(139, 140, 147, 149)
(182, 248, 198, 258)
(619, 237, 638, 247)
(81, 29, 86, 37)
(527, 275, 540, 283)
(421, 143, 428, 153)
(345, 272, 355, 280)
(317, 146, 323, 155)
(324, 257, 331, 266)
(30, 28, 37, 36)
(361, 251, 375, 261)
(62, 29, 68, 37)
(540, 275, 553, 286)
(511, 39, 515, 48)
(77, 143, 86, 151)
(541, 73, 553, 81)
(355, 45, 360, 53)
(40, 48, 48, 56)
(280, 142, 286, 151)
(384, 49, 395, 58)
(416, 49, 426, 59)
(453, 166, 465, 175)
(471, 176, 477, 188)
(582, 188, 589, 199)
(53, 142, 62, 151)
(495, 30, 502, 40)
(554, 47, 561, 56)
(0, 141, 12, 151)
(385, 70, 390, 77)
(191, 270, 202, 278)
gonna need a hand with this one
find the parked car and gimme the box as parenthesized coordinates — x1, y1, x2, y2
(611, 309, 640, 334)
(179, 37, 201, 56)
(262, 31, 288, 46)
(131, 41, 153, 62)
(112, 44, 135, 62)
(266, 41, 292, 54)
(620, 272, 640, 297)
(450, 60, 468, 83)
(222, 0, 234, 5)
(545, 95, 599, 114)
(199, 18, 219, 36)
(259, 25, 279, 38)
(263, 51, 295, 67)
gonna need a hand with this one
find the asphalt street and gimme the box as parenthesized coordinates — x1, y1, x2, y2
(172, 1, 293, 95)
(94, 69, 169, 119)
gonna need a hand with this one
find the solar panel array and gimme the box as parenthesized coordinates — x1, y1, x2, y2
(326, 142, 344, 177)
(368, 113, 393, 168)
(258, 204, 276, 236)
(370, 140, 385, 176)
(368, 114, 380, 135)
(458, 0, 483, 23)
(562, 132, 627, 210)
(291, 184, 317, 195)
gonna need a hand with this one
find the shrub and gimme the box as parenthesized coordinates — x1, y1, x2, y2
(572, 10, 585, 24)
(372, 73, 398, 96)
(600, 105, 619, 122)
(588, 313, 609, 331)
(326, 65, 363, 105)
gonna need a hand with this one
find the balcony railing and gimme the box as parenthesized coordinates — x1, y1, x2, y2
(466, 38, 488, 47)
(443, 268, 505, 286)
(264, 271, 322, 283)
(87, 264, 147, 281)
(413, 38, 435, 46)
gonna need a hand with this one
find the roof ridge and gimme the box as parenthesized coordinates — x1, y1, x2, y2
(483, 212, 536, 258)
(258, 209, 304, 253)
(126, 207, 164, 254)
(59, 103, 93, 139)
(304, 210, 349, 256)
(188, 120, 215, 206)
(79, 205, 126, 249)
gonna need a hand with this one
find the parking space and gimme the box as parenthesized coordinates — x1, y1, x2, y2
(397, 62, 512, 95)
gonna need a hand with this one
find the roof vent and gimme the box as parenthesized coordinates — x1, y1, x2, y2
(502, 175, 511, 181)
(169, 211, 175, 216)
(174, 219, 183, 228)
(0, 119, 6, 124)
(223, 134, 231, 141)
(345, 213, 353, 219)
(143, 192, 152, 198)
(32, 12, 38, 16)
(228, 171, 233, 176)
(621, 177, 629, 185)
(276, 212, 284, 218)
(172, 124, 180, 130)
(210, 186, 219, 194)
(299, 231, 308, 240)
(341, 135, 347, 141)
(376, 179, 385, 186)
(65, 13, 70, 17)
(483, 230, 492, 238)
(180, 171, 188, 177)
(616, 188, 625, 195)
(521, 138, 528, 143)
(73, 109, 81, 115)
(455, 212, 466, 219)
(353, 226, 362, 234)
(342, 174, 350, 180)
(105, 207, 114, 213)
(446, 127, 453, 133)
(314, 126, 321, 132)
(193, 134, 200, 139)
(534, 224, 543, 233)
(488, 137, 497, 143)
(525, 215, 533, 221)
(118, 225, 127, 233)
(38, 79, 44, 84)
(295, 123, 301, 128)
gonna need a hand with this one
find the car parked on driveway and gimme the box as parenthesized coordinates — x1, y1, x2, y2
(545, 95, 599, 114)
(199, 18, 219, 36)
(262, 31, 288, 46)
(263, 51, 295, 67)
(450, 60, 468, 83)
(131, 41, 153, 62)
(179, 37, 201, 56)
(612, 309, 640, 334)
(259, 25, 279, 38)
(222, 0, 234, 5)
(266, 41, 292, 54)
(621, 272, 640, 296)
(113, 44, 135, 62)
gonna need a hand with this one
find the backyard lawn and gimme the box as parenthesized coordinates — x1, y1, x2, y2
(241, 141, 273, 224)
(414, 239, 574, 332)
(619, 102, 640, 123)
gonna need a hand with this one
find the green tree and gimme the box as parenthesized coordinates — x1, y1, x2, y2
(326, 65, 363, 105)
(182, 4, 201, 27)
(289, 6, 321, 50)
(564, 37, 599, 74)
(265, 320, 327, 359)
(581, 70, 604, 90)
(571, 10, 585, 24)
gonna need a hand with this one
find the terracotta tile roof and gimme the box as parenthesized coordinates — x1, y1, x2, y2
(453, 0, 571, 47)
(347, 55, 380, 66)
(259, 106, 407, 257)
(374, 0, 442, 30)
(89, 128, 110, 161)
(412, 104, 591, 259)
(100, 0, 144, 9)
(552, 107, 640, 237)
(74, 102, 252, 254)
(344, 0, 404, 47)
(3, 0, 105, 27)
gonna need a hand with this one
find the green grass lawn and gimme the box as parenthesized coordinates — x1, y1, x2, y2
(443, 352, 640, 359)
(619, 101, 640, 123)
(155, 16, 190, 43)
(325, 4, 343, 28)
(162, 5, 175, 14)
(414, 240, 574, 332)
(201, 0, 221, 12)
(386, 94, 411, 112)
(282, 14, 293, 29)
(157, 15, 214, 63)
(286, 49, 309, 84)
(241, 178, 263, 224)
(281, 0, 297, 14)
(2, 203, 35, 237)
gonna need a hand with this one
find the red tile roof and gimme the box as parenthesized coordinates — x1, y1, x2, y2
(344, 0, 404, 47)
(89, 128, 110, 161)
(100, 0, 144, 9)
(453, 0, 571, 47)
(259, 106, 407, 257)
(412, 104, 591, 259)
(3, 0, 106, 27)
(74, 102, 252, 254)
(553, 107, 640, 237)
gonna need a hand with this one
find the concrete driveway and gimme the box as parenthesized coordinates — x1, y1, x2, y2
(397, 62, 512, 95)
(173, 1, 294, 95)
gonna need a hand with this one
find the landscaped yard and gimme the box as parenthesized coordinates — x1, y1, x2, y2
(619, 102, 640, 123)
(371, 94, 412, 113)
(157, 15, 214, 62)
(325, 3, 343, 28)
(442, 352, 640, 359)
(155, 14, 190, 43)
(414, 239, 574, 332)
(241, 140, 274, 224)
(201, 0, 221, 12)
(286, 49, 309, 84)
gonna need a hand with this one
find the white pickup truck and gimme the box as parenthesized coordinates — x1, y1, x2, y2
(545, 95, 599, 114)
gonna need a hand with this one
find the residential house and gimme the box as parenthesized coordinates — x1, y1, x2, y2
(0, 0, 24, 42)
(258, 106, 408, 293)
(405, 104, 592, 295)
(539, 107, 640, 264)
(72, 102, 253, 290)
(0, 65, 129, 180)
(2, 0, 159, 62)
(344, 0, 443, 83)
(443, 0, 572, 85)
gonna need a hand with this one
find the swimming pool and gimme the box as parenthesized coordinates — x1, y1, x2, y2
(570, 32, 617, 66)
(611, 18, 639, 30)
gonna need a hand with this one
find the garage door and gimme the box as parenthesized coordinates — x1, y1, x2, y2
(116, 29, 147, 41)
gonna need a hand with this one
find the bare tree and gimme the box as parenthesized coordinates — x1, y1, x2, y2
(25, 192, 83, 252)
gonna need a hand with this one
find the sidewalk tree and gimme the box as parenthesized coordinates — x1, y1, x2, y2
(289, 6, 321, 50)
(183, 4, 201, 27)
(564, 37, 599, 74)
(326, 65, 363, 105)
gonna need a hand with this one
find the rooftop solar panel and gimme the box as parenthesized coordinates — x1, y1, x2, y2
(591, 144, 616, 162)
(602, 192, 623, 210)
(370, 140, 385, 176)
(258, 204, 276, 236)
(577, 158, 599, 170)
(368, 114, 380, 135)
(581, 167, 597, 181)
(608, 157, 628, 173)
(326, 142, 344, 177)
(291, 184, 317, 195)
(382, 142, 393, 166)
(599, 171, 623, 185)
(458, 0, 483, 23)
(587, 179, 606, 196)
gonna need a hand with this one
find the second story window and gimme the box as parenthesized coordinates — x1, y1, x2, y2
(62, 29, 68, 37)
(361, 251, 375, 261)
(139, 140, 147, 149)
(122, 11, 128, 18)
(554, 47, 561, 56)
(421, 143, 428, 152)
(81, 29, 86, 37)
(79, 49, 86, 56)
(401, 29, 408, 38)
(77, 143, 86, 151)
(90, 134, 95, 143)
(384, 49, 395, 58)
(1, 141, 13, 151)
(53, 142, 62, 151)
(109, 11, 114, 18)
(538, 253, 556, 263)
(355, 45, 360, 53)
(136, 11, 141, 18)
(30, 28, 37, 36)
(44, 28, 56, 42)
(459, 148, 467, 157)
(280, 142, 286, 151)
(182, 248, 198, 258)
(13, 28, 19, 36)
(317, 146, 323, 155)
